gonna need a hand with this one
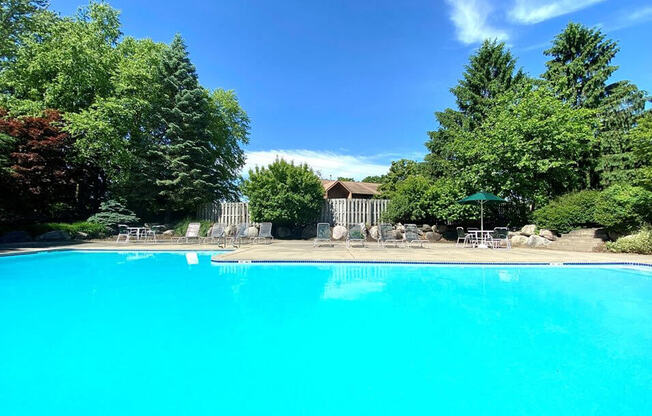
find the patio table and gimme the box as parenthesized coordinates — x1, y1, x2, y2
(126, 227, 148, 240)
(469, 230, 494, 249)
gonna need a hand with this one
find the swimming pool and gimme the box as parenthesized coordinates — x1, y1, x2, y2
(1, 251, 650, 415)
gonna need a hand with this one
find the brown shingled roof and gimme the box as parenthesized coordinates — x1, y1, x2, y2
(320, 179, 381, 196)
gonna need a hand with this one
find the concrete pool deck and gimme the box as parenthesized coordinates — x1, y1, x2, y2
(1, 240, 650, 264)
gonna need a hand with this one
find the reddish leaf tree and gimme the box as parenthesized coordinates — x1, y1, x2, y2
(0, 109, 105, 223)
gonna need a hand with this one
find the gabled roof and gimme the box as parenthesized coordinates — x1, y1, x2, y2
(320, 179, 381, 196)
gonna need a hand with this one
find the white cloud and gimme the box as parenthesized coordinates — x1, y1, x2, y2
(509, 0, 605, 24)
(242, 149, 394, 181)
(445, 0, 509, 45)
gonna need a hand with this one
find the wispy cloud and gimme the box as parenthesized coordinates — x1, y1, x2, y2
(242, 149, 395, 180)
(445, 0, 509, 45)
(509, 0, 605, 24)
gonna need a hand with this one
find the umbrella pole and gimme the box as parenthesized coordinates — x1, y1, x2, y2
(480, 200, 484, 232)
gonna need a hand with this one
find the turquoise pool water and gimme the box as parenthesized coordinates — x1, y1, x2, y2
(0, 251, 651, 415)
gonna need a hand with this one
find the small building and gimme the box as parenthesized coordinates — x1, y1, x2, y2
(320, 179, 381, 199)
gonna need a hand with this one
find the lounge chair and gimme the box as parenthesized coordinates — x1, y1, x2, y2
(456, 227, 475, 248)
(404, 224, 424, 248)
(379, 223, 403, 248)
(202, 223, 226, 246)
(491, 227, 510, 249)
(314, 223, 334, 247)
(229, 223, 249, 247)
(346, 223, 366, 248)
(253, 222, 273, 244)
(174, 222, 201, 244)
(116, 224, 130, 242)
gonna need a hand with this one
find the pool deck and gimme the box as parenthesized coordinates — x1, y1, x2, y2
(1, 240, 650, 264)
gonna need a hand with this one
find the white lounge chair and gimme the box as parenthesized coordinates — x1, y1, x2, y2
(314, 223, 334, 247)
(379, 223, 403, 248)
(405, 224, 424, 248)
(230, 223, 250, 247)
(202, 223, 226, 246)
(253, 222, 273, 244)
(174, 222, 201, 244)
(346, 223, 366, 248)
(116, 224, 130, 242)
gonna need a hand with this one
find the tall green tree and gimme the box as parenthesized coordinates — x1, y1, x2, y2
(0, 0, 53, 67)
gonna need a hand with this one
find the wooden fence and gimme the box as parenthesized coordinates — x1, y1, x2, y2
(197, 199, 389, 226)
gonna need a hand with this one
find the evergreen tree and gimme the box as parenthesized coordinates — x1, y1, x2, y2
(543, 23, 618, 109)
(155, 34, 215, 214)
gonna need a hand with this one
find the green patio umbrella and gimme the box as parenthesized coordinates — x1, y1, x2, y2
(458, 191, 506, 232)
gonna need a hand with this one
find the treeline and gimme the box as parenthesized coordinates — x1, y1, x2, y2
(0, 1, 249, 224)
(380, 23, 651, 229)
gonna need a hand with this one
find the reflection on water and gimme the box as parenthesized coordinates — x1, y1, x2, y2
(323, 265, 389, 300)
(185, 252, 199, 265)
(498, 268, 519, 283)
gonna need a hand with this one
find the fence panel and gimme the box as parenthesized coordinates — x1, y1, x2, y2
(198, 199, 389, 226)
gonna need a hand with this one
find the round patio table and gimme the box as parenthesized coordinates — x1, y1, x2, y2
(469, 230, 494, 249)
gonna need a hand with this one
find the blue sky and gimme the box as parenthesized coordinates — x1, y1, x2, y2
(51, 0, 652, 179)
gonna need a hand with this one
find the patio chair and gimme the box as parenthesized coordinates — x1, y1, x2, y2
(314, 223, 334, 247)
(202, 223, 226, 246)
(404, 224, 424, 248)
(142, 224, 164, 243)
(379, 223, 403, 248)
(116, 224, 130, 243)
(491, 227, 510, 249)
(230, 223, 250, 247)
(253, 222, 273, 244)
(456, 227, 475, 248)
(174, 222, 201, 244)
(346, 223, 366, 248)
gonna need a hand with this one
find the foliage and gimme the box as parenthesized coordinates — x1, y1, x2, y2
(26, 221, 109, 239)
(629, 112, 652, 189)
(0, 0, 53, 67)
(336, 176, 354, 181)
(242, 159, 324, 228)
(379, 159, 425, 196)
(87, 199, 139, 231)
(172, 217, 212, 237)
(594, 184, 652, 233)
(606, 226, 652, 255)
(0, 109, 104, 223)
(361, 175, 384, 183)
(532, 190, 601, 234)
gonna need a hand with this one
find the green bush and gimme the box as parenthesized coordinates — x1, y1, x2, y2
(87, 200, 140, 232)
(172, 218, 212, 237)
(606, 226, 652, 254)
(594, 184, 652, 233)
(532, 190, 600, 234)
(26, 222, 109, 239)
(242, 159, 323, 228)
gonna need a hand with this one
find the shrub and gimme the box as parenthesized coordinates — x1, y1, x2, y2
(594, 184, 652, 233)
(87, 200, 140, 232)
(172, 218, 212, 237)
(242, 159, 323, 228)
(532, 190, 600, 234)
(26, 222, 109, 239)
(606, 226, 652, 254)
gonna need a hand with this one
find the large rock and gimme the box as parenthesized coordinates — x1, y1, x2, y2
(277, 226, 292, 239)
(302, 224, 317, 239)
(425, 231, 442, 241)
(224, 225, 237, 237)
(245, 226, 259, 238)
(434, 224, 448, 234)
(526, 235, 550, 248)
(510, 235, 529, 247)
(0, 231, 32, 244)
(332, 225, 348, 241)
(36, 230, 70, 242)
(421, 224, 432, 232)
(395, 223, 405, 233)
(539, 229, 556, 241)
(520, 224, 537, 236)
(369, 226, 380, 241)
(393, 230, 404, 240)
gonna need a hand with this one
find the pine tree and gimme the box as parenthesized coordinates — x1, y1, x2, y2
(155, 34, 215, 214)
(543, 23, 618, 109)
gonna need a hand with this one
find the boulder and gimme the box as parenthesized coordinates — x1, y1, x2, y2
(369, 226, 380, 241)
(245, 226, 259, 238)
(395, 223, 405, 233)
(425, 231, 442, 241)
(277, 226, 292, 238)
(332, 225, 348, 241)
(510, 235, 529, 247)
(162, 229, 175, 236)
(421, 224, 432, 232)
(417, 228, 424, 236)
(393, 230, 404, 240)
(526, 235, 550, 248)
(539, 229, 556, 241)
(434, 224, 448, 234)
(508, 231, 520, 238)
(302, 224, 317, 239)
(0, 231, 32, 244)
(520, 224, 537, 236)
(36, 230, 70, 242)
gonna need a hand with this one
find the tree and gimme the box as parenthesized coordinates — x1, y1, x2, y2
(361, 175, 384, 183)
(379, 159, 424, 196)
(0, 0, 52, 66)
(0, 109, 104, 223)
(543, 23, 618, 109)
(629, 112, 652, 189)
(337, 176, 354, 181)
(242, 159, 324, 230)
